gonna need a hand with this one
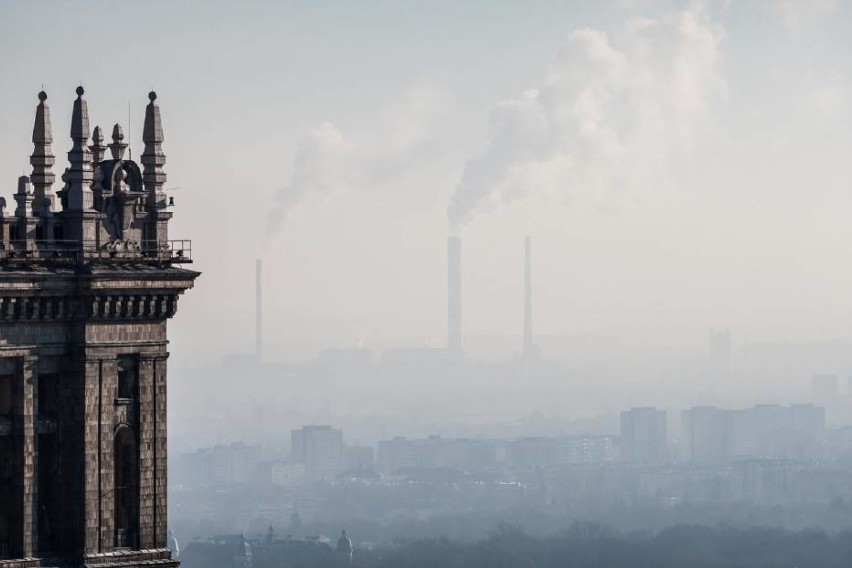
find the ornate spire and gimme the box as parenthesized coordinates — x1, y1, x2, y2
(30, 90, 56, 216)
(142, 91, 166, 210)
(89, 125, 107, 167)
(109, 123, 128, 160)
(65, 86, 94, 211)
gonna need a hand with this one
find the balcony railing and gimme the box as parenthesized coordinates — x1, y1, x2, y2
(0, 239, 192, 264)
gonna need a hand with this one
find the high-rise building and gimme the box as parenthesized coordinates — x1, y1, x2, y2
(291, 425, 345, 481)
(0, 89, 198, 567)
(447, 236, 462, 356)
(523, 236, 535, 361)
(377, 435, 496, 472)
(620, 407, 668, 464)
(683, 404, 825, 461)
(681, 406, 728, 463)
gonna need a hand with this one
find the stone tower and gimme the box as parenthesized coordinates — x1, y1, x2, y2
(0, 88, 198, 568)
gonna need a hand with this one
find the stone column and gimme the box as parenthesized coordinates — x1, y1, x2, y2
(82, 358, 102, 554)
(5, 356, 23, 559)
(20, 355, 37, 558)
(98, 359, 117, 552)
(152, 356, 169, 548)
(137, 355, 156, 549)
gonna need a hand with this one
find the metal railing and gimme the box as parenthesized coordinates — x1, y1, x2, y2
(0, 239, 192, 264)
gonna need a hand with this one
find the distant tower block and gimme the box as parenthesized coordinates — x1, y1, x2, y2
(447, 236, 462, 355)
(0, 88, 198, 568)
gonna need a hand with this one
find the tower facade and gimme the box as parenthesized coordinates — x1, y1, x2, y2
(0, 88, 198, 568)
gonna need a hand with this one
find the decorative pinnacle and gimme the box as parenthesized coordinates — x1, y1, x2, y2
(14, 176, 34, 219)
(31, 89, 56, 215)
(17, 176, 32, 195)
(109, 123, 128, 160)
(66, 86, 94, 211)
(89, 126, 108, 178)
(70, 86, 90, 141)
(142, 90, 167, 210)
(32, 91, 53, 145)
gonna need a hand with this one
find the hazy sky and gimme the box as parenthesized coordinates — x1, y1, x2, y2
(2, 0, 852, 366)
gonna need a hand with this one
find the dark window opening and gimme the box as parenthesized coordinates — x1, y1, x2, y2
(37, 374, 57, 415)
(117, 358, 138, 401)
(0, 435, 14, 558)
(0, 376, 11, 416)
(114, 426, 138, 549)
(37, 374, 59, 553)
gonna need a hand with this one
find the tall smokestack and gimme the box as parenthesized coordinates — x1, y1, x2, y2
(447, 236, 462, 354)
(524, 236, 533, 360)
(256, 258, 263, 361)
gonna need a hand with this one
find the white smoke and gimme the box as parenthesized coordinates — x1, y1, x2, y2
(447, 6, 726, 231)
(267, 122, 351, 235)
(267, 83, 452, 236)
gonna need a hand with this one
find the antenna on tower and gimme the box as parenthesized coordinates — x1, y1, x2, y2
(128, 100, 132, 160)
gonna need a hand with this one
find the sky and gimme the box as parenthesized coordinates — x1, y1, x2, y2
(2, 0, 852, 370)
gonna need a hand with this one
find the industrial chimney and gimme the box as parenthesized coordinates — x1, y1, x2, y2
(256, 258, 263, 361)
(524, 236, 533, 360)
(447, 236, 462, 354)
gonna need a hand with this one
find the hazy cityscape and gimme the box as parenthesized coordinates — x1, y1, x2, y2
(170, 335, 852, 564)
(4, 1, 852, 567)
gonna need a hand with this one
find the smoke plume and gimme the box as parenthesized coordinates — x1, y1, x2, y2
(266, 84, 451, 237)
(447, 7, 725, 232)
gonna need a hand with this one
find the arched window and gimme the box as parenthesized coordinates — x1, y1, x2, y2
(113, 425, 138, 549)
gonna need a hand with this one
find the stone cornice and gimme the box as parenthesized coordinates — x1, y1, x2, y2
(0, 291, 184, 322)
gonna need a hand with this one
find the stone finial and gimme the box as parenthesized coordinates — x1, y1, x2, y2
(142, 90, 167, 209)
(14, 176, 35, 218)
(30, 90, 56, 215)
(17, 176, 32, 195)
(109, 123, 128, 160)
(90, 125, 107, 166)
(65, 86, 94, 211)
(70, 86, 89, 141)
